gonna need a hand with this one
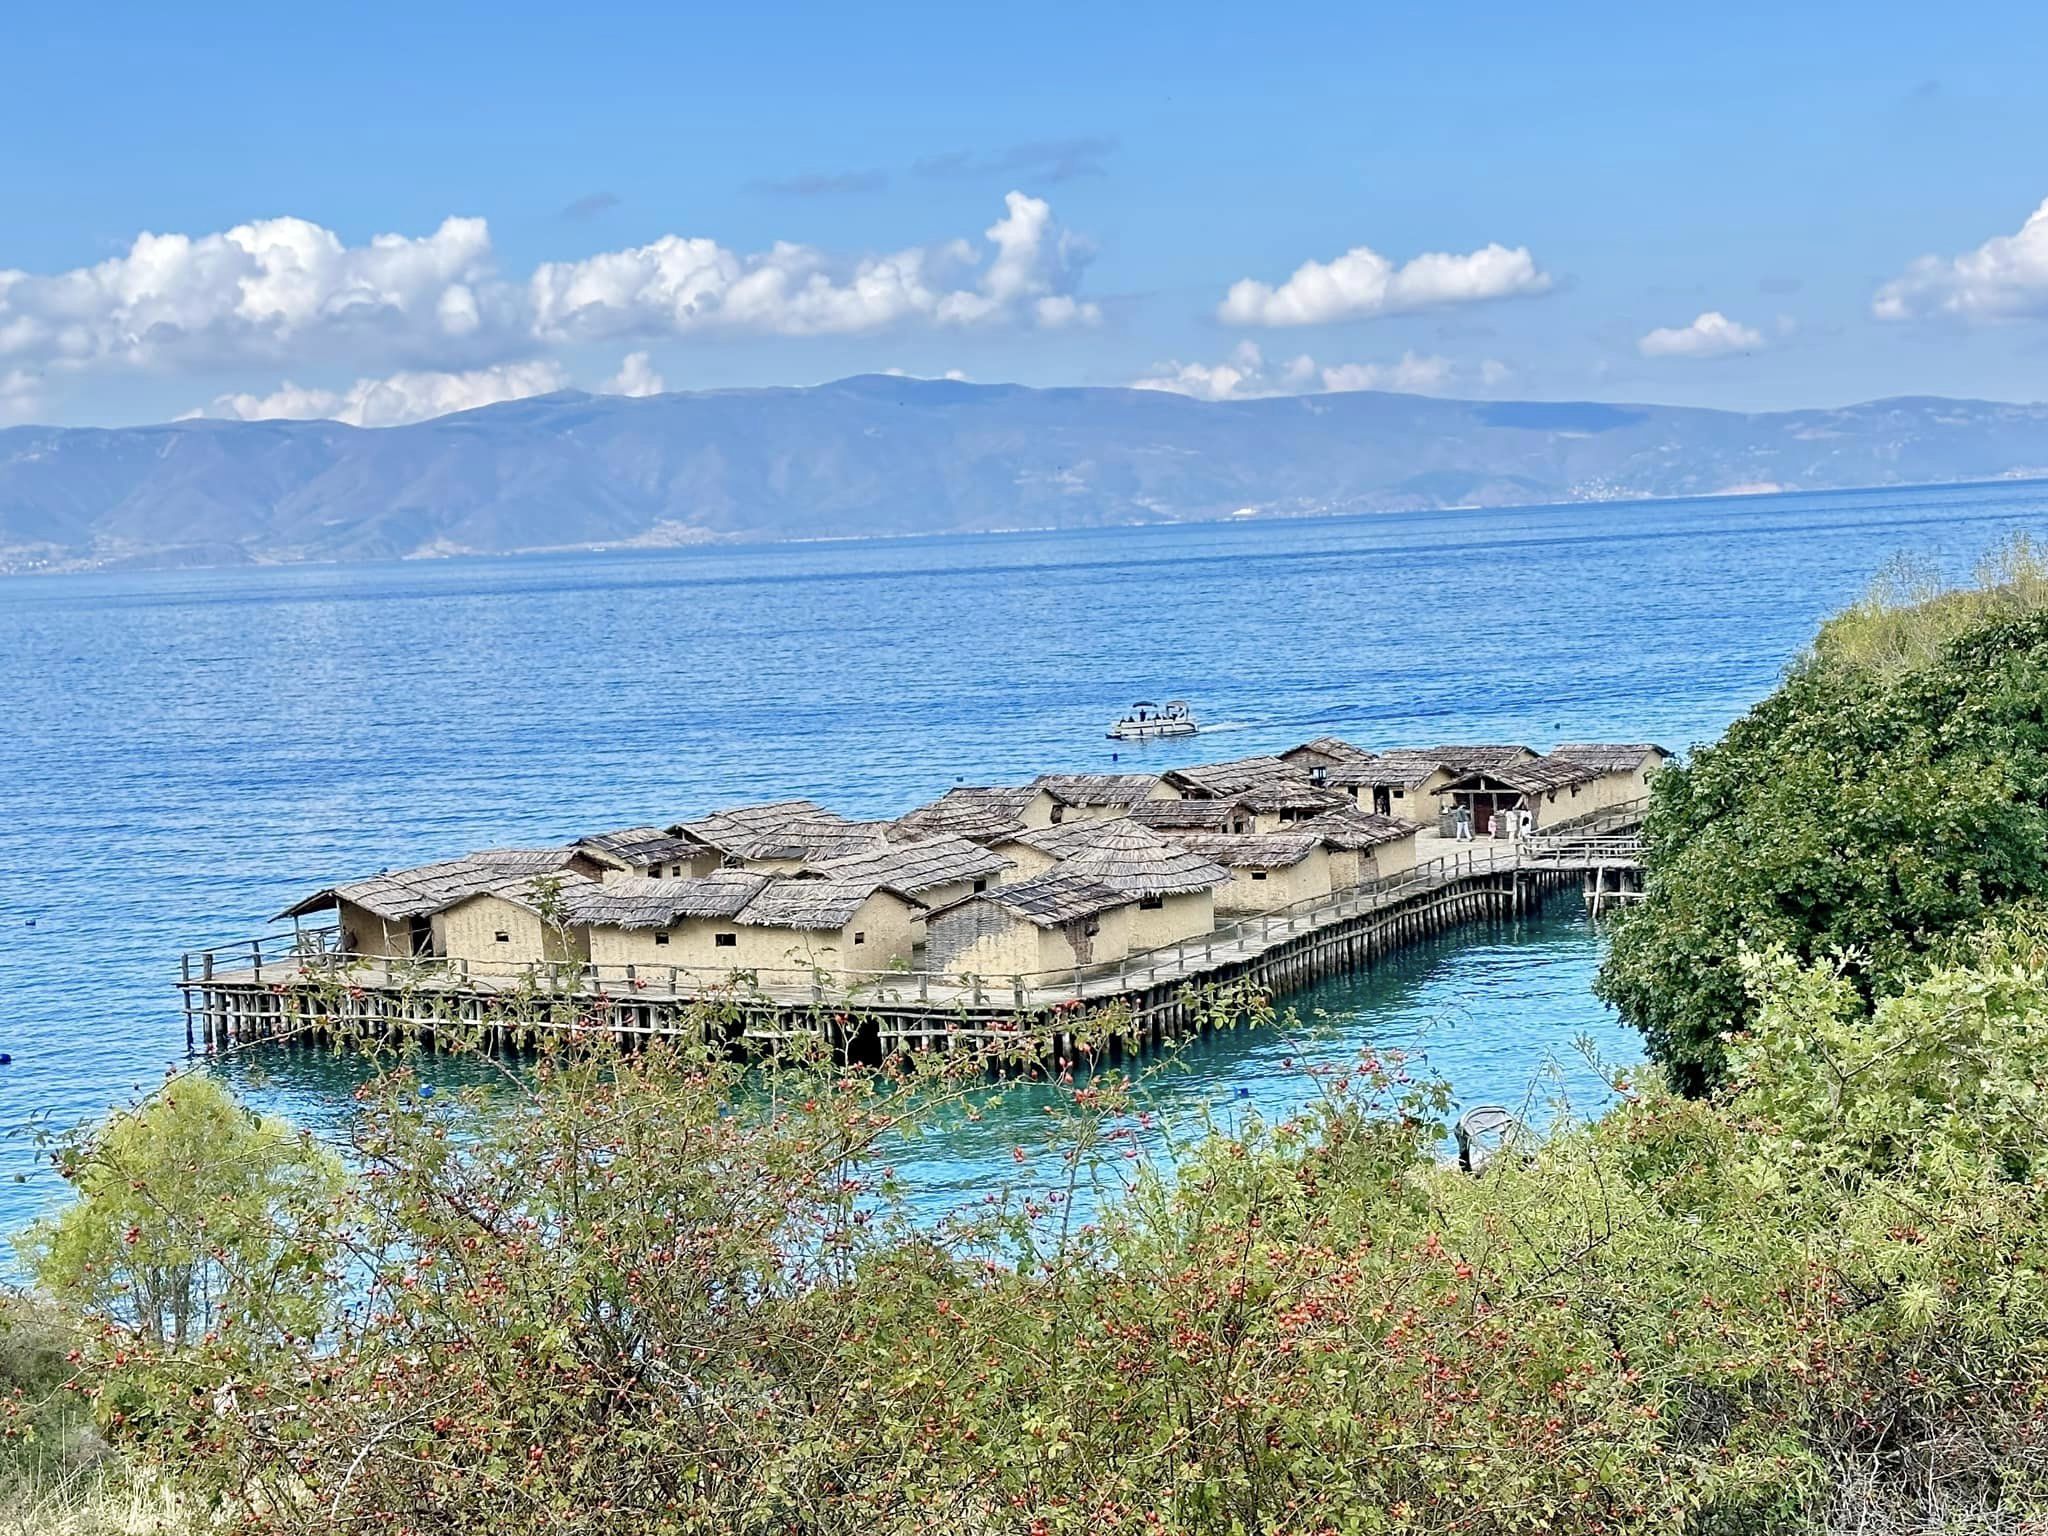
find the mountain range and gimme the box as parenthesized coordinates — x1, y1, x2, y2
(5, 375, 2048, 572)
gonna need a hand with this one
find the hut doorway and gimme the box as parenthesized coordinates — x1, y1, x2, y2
(408, 916, 433, 956)
(1372, 787, 1392, 816)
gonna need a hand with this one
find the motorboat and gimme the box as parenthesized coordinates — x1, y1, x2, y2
(1107, 699, 1197, 741)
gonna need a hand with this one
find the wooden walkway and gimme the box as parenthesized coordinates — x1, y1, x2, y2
(178, 826, 1643, 1061)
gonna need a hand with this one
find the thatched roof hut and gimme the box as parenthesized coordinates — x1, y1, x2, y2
(1549, 743, 1672, 773)
(1297, 807, 1428, 850)
(1339, 750, 1456, 790)
(1032, 772, 1164, 812)
(571, 825, 716, 877)
(734, 877, 926, 931)
(563, 869, 773, 930)
(962, 871, 1131, 926)
(1164, 832, 1324, 869)
(809, 833, 1011, 896)
(1438, 757, 1602, 797)
(1282, 736, 1379, 772)
(1426, 744, 1538, 772)
(1161, 755, 1306, 799)
(1128, 798, 1256, 833)
(278, 848, 595, 922)
(1012, 818, 1230, 896)
(667, 800, 889, 864)
(890, 785, 1051, 844)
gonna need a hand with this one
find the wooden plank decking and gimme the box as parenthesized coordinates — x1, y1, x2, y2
(177, 820, 1643, 1060)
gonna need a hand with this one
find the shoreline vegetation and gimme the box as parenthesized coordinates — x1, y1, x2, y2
(13, 539, 2048, 1532)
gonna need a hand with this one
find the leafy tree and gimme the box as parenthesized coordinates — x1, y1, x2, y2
(44, 993, 2048, 1536)
(19, 1074, 342, 1351)
(1598, 551, 2048, 1090)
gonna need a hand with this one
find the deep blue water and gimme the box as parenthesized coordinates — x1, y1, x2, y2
(3, 480, 2046, 1236)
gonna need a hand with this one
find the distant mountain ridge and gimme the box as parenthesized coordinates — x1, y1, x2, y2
(5, 375, 2048, 572)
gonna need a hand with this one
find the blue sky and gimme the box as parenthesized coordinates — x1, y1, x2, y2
(6, 0, 2048, 427)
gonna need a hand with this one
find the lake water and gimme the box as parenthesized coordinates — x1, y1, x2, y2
(3, 479, 2046, 1237)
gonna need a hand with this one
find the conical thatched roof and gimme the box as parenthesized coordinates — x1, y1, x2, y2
(1016, 818, 1229, 896)
(891, 785, 1044, 843)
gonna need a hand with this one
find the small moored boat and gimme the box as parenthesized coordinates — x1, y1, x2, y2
(1107, 699, 1197, 741)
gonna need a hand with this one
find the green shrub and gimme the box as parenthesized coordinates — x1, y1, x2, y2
(35, 982, 2048, 1536)
(1598, 540, 2048, 1089)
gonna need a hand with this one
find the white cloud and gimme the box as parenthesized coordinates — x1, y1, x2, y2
(0, 368, 39, 423)
(1874, 197, 2048, 321)
(205, 359, 568, 428)
(881, 367, 970, 381)
(0, 194, 1099, 407)
(603, 351, 667, 397)
(529, 190, 1097, 341)
(1219, 240, 1550, 327)
(0, 216, 503, 372)
(1637, 311, 1765, 359)
(1132, 341, 1499, 401)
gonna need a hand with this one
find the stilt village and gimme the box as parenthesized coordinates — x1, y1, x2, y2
(179, 737, 1665, 1060)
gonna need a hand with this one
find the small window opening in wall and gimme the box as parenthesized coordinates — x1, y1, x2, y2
(1049, 803, 1065, 824)
(715, 932, 737, 948)
(972, 877, 988, 892)
(1139, 894, 1164, 910)
(654, 932, 670, 945)
(494, 930, 511, 943)
(1084, 920, 1102, 937)
(853, 931, 866, 945)
(1251, 871, 1268, 882)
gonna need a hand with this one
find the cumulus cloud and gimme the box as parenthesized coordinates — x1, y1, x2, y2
(204, 359, 568, 428)
(1636, 311, 1764, 359)
(0, 367, 39, 423)
(0, 216, 504, 373)
(1132, 341, 1497, 401)
(529, 191, 1097, 341)
(1874, 196, 2048, 321)
(603, 351, 667, 397)
(0, 194, 1099, 403)
(1218, 240, 1550, 327)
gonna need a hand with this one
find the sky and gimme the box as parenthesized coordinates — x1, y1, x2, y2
(5, 0, 2048, 429)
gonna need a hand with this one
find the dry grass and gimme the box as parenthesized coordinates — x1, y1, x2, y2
(0, 1470, 190, 1536)
(1807, 533, 2048, 678)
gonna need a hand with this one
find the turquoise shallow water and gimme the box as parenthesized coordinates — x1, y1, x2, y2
(4, 480, 2047, 1235)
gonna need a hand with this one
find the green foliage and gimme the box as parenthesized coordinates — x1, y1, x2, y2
(1598, 540, 2048, 1089)
(19, 1074, 342, 1351)
(32, 981, 2048, 1536)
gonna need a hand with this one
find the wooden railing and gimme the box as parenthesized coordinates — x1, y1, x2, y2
(177, 842, 1557, 1012)
(1522, 834, 1644, 865)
